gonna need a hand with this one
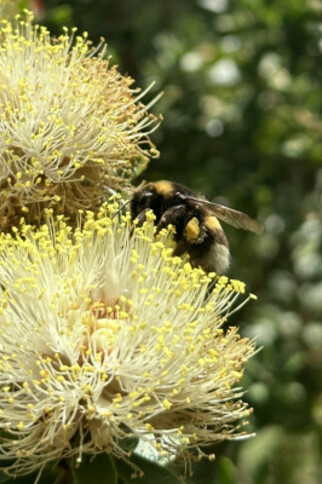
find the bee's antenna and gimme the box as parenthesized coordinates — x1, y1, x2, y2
(111, 199, 131, 219)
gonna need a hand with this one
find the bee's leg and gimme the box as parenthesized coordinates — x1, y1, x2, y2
(155, 205, 190, 255)
(184, 216, 206, 244)
(135, 208, 151, 227)
(175, 215, 207, 259)
(172, 239, 188, 256)
(155, 205, 186, 234)
(130, 208, 151, 236)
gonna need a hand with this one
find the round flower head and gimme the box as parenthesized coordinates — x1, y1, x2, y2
(0, 11, 159, 231)
(0, 203, 255, 478)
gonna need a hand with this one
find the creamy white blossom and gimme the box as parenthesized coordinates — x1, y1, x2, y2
(0, 12, 159, 231)
(0, 203, 255, 478)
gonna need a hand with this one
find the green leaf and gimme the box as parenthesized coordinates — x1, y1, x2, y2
(72, 453, 117, 484)
(118, 435, 140, 452)
(115, 455, 181, 484)
(217, 456, 236, 484)
(129, 156, 149, 182)
(48, 5, 73, 26)
(17, 1, 29, 12)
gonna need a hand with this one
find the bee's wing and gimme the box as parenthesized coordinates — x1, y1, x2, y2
(185, 196, 263, 234)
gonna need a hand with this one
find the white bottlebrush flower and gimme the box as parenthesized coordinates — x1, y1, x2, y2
(0, 203, 255, 479)
(0, 11, 159, 231)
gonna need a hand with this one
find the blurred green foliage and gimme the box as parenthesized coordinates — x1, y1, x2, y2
(32, 0, 322, 482)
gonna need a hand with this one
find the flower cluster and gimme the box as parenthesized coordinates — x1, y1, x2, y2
(0, 204, 255, 478)
(0, 12, 159, 231)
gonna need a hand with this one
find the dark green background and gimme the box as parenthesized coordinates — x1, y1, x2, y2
(24, 0, 322, 482)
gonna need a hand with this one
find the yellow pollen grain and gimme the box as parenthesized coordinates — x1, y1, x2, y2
(102, 410, 113, 418)
(162, 399, 173, 410)
(17, 422, 24, 430)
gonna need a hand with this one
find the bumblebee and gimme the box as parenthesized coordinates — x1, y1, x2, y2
(130, 180, 263, 274)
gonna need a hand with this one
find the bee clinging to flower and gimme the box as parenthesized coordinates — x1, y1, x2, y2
(130, 180, 263, 274)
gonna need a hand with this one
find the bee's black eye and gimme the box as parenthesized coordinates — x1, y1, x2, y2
(138, 191, 154, 209)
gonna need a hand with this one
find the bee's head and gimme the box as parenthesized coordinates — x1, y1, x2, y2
(130, 182, 161, 221)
